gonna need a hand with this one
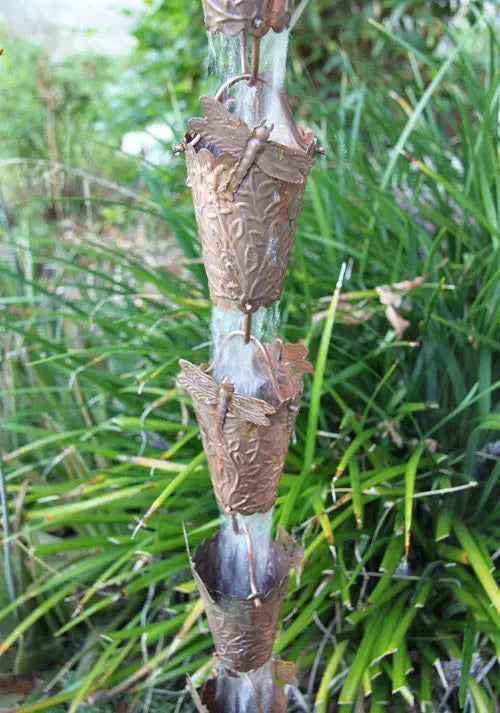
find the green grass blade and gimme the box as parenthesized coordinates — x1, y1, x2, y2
(280, 263, 346, 529)
(458, 613, 476, 707)
(404, 445, 425, 558)
(454, 520, 500, 616)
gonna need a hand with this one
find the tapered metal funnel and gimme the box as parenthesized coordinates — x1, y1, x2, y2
(188, 658, 298, 713)
(177, 335, 312, 516)
(180, 88, 318, 314)
(187, 527, 303, 672)
(202, 0, 291, 37)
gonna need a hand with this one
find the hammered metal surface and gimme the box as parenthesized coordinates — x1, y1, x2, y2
(177, 338, 311, 515)
(184, 96, 316, 312)
(202, 0, 291, 37)
(189, 529, 302, 672)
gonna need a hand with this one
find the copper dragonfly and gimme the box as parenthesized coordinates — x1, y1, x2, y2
(188, 96, 314, 196)
(177, 359, 275, 432)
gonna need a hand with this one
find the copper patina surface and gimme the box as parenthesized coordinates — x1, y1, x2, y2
(182, 94, 317, 313)
(188, 527, 303, 672)
(202, 0, 291, 37)
(177, 337, 312, 515)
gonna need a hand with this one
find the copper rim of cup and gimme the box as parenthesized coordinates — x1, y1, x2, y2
(201, 0, 292, 38)
(185, 526, 302, 672)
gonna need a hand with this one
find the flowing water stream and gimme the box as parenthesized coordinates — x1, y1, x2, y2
(210, 305, 280, 398)
(215, 660, 275, 713)
(218, 510, 274, 596)
(207, 29, 290, 131)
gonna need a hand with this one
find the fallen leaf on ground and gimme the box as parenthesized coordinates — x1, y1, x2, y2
(0, 673, 33, 695)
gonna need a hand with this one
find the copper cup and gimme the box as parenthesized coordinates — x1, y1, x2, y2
(182, 87, 317, 314)
(177, 336, 312, 516)
(188, 527, 302, 672)
(201, 0, 291, 37)
(197, 658, 297, 713)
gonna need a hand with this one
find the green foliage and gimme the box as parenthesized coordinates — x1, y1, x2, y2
(1, 1, 499, 712)
(103, 0, 208, 141)
(0, 32, 112, 162)
(0, 29, 138, 214)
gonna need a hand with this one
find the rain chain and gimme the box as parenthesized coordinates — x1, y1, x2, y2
(175, 2, 321, 710)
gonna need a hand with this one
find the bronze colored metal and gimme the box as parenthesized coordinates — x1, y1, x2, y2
(202, 0, 291, 38)
(189, 96, 314, 191)
(187, 527, 303, 672)
(177, 335, 312, 515)
(249, 35, 261, 85)
(183, 90, 317, 313)
(243, 311, 252, 344)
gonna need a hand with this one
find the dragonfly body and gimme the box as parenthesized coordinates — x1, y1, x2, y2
(177, 359, 274, 427)
(226, 123, 273, 194)
(216, 381, 234, 431)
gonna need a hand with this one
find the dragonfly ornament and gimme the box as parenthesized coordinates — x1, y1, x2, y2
(177, 359, 275, 431)
(187, 96, 314, 198)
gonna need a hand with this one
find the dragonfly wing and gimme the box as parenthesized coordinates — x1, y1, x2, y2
(257, 143, 313, 183)
(188, 96, 248, 155)
(177, 360, 218, 404)
(230, 393, 275, 426)
(199, 96, 246, 129)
